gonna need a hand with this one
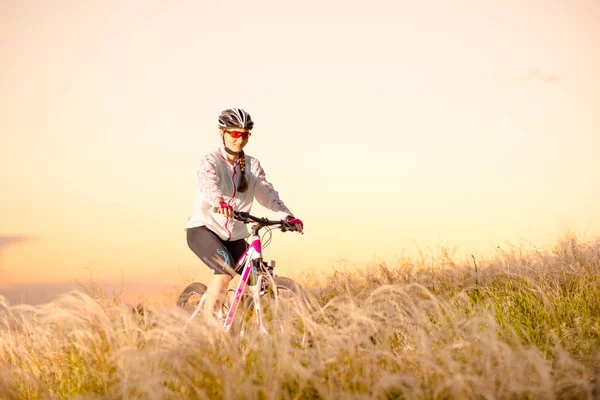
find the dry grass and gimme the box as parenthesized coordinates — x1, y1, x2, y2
(1, 235, 599, 399)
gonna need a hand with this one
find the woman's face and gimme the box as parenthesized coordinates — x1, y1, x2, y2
(221, 129, 250, 153)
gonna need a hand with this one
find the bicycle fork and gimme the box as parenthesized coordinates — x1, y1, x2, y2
(248, 273, 268, 335)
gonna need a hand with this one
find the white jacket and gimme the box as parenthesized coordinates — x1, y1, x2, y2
(184, 147, 293, 240)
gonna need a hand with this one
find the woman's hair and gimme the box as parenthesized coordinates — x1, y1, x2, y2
(238, 155, 248, 192)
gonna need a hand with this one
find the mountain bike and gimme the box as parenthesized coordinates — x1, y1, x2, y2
(176, 211, 310, 346)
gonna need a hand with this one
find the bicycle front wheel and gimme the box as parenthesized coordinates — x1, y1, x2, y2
(237, 276, 311, 348)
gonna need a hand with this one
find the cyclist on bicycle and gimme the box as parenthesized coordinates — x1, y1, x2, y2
(184, 108, 303, 324)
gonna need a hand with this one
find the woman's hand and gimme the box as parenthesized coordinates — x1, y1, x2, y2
(213, 198, 233, 219)
(286, 216, 304, 234)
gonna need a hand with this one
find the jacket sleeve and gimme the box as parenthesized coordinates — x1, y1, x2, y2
(197, 156, 222, 204)
(252, 159, 293, 219)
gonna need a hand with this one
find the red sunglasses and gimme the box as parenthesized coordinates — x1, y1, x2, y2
(226, 130, 251, 139)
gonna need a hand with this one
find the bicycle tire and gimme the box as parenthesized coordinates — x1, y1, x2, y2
(235, 276, 311, 347)
(176, 282, 207, 311)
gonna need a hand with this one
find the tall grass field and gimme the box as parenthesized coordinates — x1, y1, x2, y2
(1, 236, 599, 399)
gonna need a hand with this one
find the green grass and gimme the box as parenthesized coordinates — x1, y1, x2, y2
(1, 235, 599, 399)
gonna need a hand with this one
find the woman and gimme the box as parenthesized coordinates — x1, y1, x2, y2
(184, 108, 303, 323)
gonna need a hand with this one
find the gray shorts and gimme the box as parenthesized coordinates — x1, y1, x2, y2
(186, 226, 248, 275)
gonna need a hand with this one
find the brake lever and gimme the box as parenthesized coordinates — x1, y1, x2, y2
(280, 220, 294, 232)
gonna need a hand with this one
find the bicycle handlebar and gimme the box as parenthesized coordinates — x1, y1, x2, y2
(211, 207, 298, 232)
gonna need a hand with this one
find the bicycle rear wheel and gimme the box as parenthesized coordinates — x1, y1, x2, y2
(236, 276, 311, 348)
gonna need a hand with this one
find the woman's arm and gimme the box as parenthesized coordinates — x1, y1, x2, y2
(252, 159, 293, 218)
(197, 156, 223, 205)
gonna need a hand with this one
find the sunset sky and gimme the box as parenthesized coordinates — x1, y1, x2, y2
(1, 0, 599, 304)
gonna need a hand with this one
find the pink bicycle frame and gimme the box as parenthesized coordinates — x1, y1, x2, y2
(223, 233, 264, 332)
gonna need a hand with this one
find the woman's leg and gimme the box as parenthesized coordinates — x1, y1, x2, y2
(204, 274, 232, 321)
(186, 226, 247, 321)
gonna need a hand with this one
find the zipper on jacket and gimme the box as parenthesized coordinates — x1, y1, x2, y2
(224, 163, 238, 241)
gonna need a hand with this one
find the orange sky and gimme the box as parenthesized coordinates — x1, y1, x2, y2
(1, 1, 599, 304)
